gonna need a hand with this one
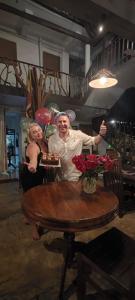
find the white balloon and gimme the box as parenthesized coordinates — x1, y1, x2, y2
(20, 118, 33, 131)
(65, 110, 76, 122)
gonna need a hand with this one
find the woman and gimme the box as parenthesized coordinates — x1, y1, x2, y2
(20, 122, 49, 240)
(21, 122, 48, 192)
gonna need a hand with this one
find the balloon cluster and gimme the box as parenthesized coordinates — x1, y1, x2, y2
(45, 124, 56, 138)
(34, 104, 76, 126)
(20, 117, 33, 131)
(20, 103, 76, 137)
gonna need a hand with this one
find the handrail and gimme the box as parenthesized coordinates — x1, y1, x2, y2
(87, 35, 135, 79)
(0, 56, 84, 79)
(0, 56, 88, 104)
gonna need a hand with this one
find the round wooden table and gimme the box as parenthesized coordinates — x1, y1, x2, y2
(22, 181, 118, 300)
(22, 181, 118, 232)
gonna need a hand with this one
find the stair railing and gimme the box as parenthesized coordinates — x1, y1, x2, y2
(87, 35, 135, 80)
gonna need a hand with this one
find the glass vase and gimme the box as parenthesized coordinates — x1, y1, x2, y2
(82, 176, 97, 194)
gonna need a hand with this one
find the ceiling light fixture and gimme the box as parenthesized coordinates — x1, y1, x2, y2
(89, 68, 118, 88)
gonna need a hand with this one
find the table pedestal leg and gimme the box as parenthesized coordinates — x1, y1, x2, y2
(44, 232, 86, 299)
(58, 232, 75, 300)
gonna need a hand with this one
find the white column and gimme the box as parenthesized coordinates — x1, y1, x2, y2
(0, 106, 7, 172)
(85, 44, 91, 76)
(61, 51, 69, 74)
(38, 37, 41, 67)
(61, 51, 69, 96)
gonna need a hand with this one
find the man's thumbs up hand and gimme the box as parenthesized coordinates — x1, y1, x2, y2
(99, 120, 107, 137)
(101, 120, 105, 125)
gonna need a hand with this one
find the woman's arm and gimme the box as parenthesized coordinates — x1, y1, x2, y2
(26, 143, 39, 173)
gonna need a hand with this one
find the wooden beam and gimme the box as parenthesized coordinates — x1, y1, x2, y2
(0, 3, 90, 44)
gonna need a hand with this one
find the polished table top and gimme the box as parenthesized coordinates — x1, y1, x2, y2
(22, 181, 118, 233)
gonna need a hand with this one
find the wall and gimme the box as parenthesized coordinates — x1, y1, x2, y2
(0, 29, 69, 93)
(39, 39, 69, 95)
(0, 30, 39, 65)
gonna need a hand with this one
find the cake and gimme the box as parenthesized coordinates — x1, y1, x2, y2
(41, 153, 59, 166)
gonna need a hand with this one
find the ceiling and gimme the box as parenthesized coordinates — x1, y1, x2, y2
(0, 1, 87, 58)
(0, 9, 73, 48)
(32, 0, 135, 45)
(1, 0, 135, 48)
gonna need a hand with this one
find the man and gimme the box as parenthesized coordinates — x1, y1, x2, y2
(48, 112, 107, 181)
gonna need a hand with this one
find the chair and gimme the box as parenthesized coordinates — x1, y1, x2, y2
(103, 159, 124, 216)
(103, 159, 134, 217)
(106, 149, 119, 160)
(77, 227, 135, 300)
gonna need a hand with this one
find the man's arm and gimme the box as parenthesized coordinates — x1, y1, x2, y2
(94, 134, 103, 145)
(82, 120, 107, 146)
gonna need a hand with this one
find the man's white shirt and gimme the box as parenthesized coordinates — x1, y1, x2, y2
(48, 129, 95, 181)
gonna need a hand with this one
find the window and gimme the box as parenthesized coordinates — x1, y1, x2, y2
(0, 38, 17, 61)
(43, 51, 60, 74)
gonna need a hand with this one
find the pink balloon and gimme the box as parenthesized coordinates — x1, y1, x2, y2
(35, 108, 52, 125)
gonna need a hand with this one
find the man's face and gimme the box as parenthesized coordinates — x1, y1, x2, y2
(56, 115, 70, 134)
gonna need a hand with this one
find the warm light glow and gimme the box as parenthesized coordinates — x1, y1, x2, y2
(98, 25, 104, 33)
(110, 120, 116, 124)
(89, 69, 118, 89)
(99, 76, 107, 85)
(89, 77, 118, 88)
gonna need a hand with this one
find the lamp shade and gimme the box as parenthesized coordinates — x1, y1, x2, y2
(89, 68, 118, 88)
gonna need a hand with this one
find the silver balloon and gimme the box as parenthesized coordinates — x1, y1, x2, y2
(47, 103, 60, 113)
(20, 118, 33, 131)
(65, 110, 76, 122)
(45, 124, 56, 138)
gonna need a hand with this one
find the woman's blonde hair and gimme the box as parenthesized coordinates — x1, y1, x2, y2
(27, 122, 43, 143)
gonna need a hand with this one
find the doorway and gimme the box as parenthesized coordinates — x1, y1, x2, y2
(5, 111, 21, 177)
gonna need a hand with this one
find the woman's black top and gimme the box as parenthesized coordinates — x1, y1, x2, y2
(20, 142, 55, 192)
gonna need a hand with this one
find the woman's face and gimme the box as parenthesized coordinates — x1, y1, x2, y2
(29, 125, 43, 141)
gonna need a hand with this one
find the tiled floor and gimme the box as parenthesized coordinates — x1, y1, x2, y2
(0, 181, 135, 299)
(0, 168, 19, 183)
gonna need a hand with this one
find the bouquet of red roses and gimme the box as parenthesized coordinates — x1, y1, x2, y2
(72, 154, 114, 179)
